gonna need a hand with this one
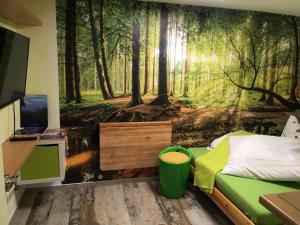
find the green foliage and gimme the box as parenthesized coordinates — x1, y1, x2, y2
(60, 91, 102, 108)
(56, 0, 299, 109)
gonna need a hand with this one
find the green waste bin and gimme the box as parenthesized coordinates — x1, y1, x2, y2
(159, 146, 191, 199)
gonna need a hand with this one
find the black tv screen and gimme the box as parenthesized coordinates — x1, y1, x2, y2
(0, 27, 30, 109)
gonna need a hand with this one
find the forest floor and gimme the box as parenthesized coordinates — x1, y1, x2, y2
(60, 92, 291, 183)
(61, 93, 290, 147)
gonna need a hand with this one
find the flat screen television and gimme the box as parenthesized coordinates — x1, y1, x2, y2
(0, 26, 30, 109)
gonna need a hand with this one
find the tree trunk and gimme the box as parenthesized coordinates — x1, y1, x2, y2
(151, 4, 169, 105)
(180, 33, 184, 94)
(87, 0, 109, 100)
(237, 32, 245, 97)
(197, 58, 202, 92)
(124, 42, 127, 95)
(127, 52, 131, 93)
(152, 10, 158, 94)
(222, 35, 228, 96)
(130, 20, 143, 106)
(289, 17, 299, 103)
(194, 53, 200, 95)
(210, 32, 216, 93)
(99, 0, 114, 98)
(59, 64, 65, 98)
(287, 40, 292, 95)
(65, 0, 75, 103)
(118, 43, 122, 93)
(113, 54, 117, 91)
(170, 20, 178, 96)
(267, 39, 279, 105)
(116, 43, 120, 93)
(259, 27, 269, 102)
(183, 29, 190, 97)
(167, 18, 172, 94)
(72, 0, 81, 103)
(274, 40, 282, 93)
(94, 65, 97, 90)
(143, 3, 150, 95)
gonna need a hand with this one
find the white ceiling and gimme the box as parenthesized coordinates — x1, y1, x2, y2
(145, 0, 300, 17)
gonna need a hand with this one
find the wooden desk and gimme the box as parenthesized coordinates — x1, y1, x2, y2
(260, 192, 300, 225)
(2, 139, 37, 175)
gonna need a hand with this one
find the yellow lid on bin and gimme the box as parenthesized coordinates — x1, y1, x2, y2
(161, 152, 189, 164)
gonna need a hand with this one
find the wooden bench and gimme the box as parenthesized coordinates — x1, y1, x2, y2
(99, 121, 172, 170)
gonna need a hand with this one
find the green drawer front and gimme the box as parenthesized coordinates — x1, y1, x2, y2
(20, 145, 60, 181)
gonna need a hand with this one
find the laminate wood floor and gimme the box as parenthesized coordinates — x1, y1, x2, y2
(10, 178, 233, 225)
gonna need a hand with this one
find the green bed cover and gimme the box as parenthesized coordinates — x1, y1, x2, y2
(188, 147, 300, 225)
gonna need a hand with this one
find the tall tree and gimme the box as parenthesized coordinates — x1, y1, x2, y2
(152, 9, 158, 93)
(115, 43, 120, 93)
(266, 39, 279, 105)
(118, 43, 122, 92)
(224, 17, 300, 110)
(87, 0, 109, 99)
(180, 33, 184, 94)
(65, 0, 75, 103)
(72, 0, 81, 103)
(288, 17, 299, 102)
(123, 41, 128, 95)
(287, 38, 293, 95)
(99, 0, 114, 98)
(167, 17, 173, 94)
(130, 20, 143, 106)
(221, 35, 228, 95)
(151, 4, 169, 105)
(143, 2, 150, 95)
(259, 23, 269, 102)
(170, 19, 178, 96)
(286, 38, 294, 95)
(183, 22, 190, 97)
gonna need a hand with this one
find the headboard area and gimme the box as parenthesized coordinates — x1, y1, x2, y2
(99, 121, 172, 170)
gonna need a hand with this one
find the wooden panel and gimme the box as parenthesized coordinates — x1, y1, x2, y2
(190, 165, 254, 225)
(99, 121, 172, 170)
(0, 0, 42, 26)
(209, 188, 254, 225)
(2, 138, 37, 175)
(100, 121, 171, 128)
(260, 192, 300, 225)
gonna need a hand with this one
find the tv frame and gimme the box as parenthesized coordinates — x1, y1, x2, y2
(0, 26, 30, 109)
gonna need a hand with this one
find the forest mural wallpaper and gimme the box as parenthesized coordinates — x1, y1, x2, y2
(56, 0, 300, 183)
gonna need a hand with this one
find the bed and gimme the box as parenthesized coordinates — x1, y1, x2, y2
(189, 147, 300, 225)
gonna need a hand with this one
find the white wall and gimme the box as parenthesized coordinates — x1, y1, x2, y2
(0, 0, 60, 136)
(17, 0, 60, 128)
(0, 0, 60, 222)
(0, 139, 8, 225)
(0, 18, 17, 225)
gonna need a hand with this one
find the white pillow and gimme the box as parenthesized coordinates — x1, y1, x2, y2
(222, 135, 300, 181)
(281, 115, 300, 139)
(207, 132, 232, 150)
